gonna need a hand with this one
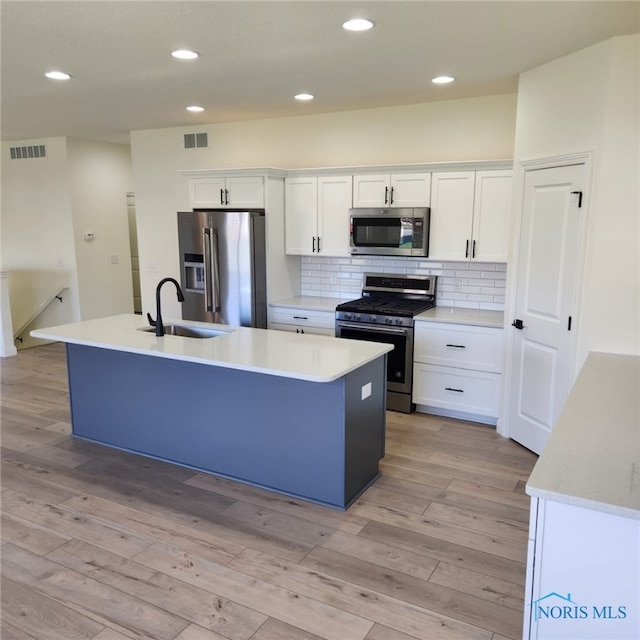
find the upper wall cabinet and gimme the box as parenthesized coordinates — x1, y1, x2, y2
(353, 172, 431, 208)
(188, 176, 265, 209)
(429, 170, 513, 262)
(285, 175, 353, 257)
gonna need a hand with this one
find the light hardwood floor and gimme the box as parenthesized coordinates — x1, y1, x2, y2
(1, 343, 538, 640)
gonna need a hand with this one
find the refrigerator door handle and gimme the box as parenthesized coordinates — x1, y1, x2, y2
(203, 228, 213, 313)
(211, 231, 222, 323)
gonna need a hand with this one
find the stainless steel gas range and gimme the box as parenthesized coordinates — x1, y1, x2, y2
(335, 273, 437, 413)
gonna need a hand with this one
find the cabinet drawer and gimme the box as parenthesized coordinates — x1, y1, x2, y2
(414, 322, 502, 373)
(413, 363, 500, 417)
(270, 323, 334, 336)
(270, 307, 335, 330)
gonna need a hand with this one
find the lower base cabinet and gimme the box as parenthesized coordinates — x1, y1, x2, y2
(524, 497, 640, 639)
(412, 320, 502, 425)
(269, 306, 335, 336)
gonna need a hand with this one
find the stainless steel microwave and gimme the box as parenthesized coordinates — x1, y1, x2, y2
(349, 207, 430, 257)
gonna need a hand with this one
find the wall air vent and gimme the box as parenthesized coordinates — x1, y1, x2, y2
(9, 144, 47, 160)
(183, 132, 209, 149)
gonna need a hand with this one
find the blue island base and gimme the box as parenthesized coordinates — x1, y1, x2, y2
(66, 343, 387, 509)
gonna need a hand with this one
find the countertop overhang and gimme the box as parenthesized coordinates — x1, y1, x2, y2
(526, 351, 640, 519)
(31, 314, 392, 383)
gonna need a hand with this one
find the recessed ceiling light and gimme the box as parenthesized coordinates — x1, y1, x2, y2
(186, 105, 204, 112)
(294, 93, 314, 101)
(45, 71, 71, 80)
(342, 18, 375, 31)
(432, 75, 455, 84)
(172, 49, 199, 60)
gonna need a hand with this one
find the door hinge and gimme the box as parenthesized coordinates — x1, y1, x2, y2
(571, 191, 583, 208)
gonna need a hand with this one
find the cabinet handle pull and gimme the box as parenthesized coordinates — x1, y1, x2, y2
(293, 316, 308, 320)
(384, 186, 389, 204)
(465, 240, 470, 258)
(445, 387, 464, 393)
(220, 189, 224, 206)
(317, 236, 321, 253)
(312, 237, 316, 252)
(472, 240, 476, 259)
(225, 189, 229, 205)
(446, 344, 466, 348)
(390, 187, 394, 205)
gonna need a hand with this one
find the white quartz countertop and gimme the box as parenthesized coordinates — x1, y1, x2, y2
(271, 298, 506, 329)
(270, 296, 345, 312)
(526, 351, 640, 519)
(31, 314, 392, 383)
(415, 306, 504, 328)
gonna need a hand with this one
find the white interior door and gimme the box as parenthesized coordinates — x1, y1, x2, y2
(508, 163, 585, 454)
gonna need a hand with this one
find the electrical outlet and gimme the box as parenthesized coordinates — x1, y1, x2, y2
(110, 254, 119, 264)
(453, 279, 462, 292)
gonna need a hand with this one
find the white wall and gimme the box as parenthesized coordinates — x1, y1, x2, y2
(1, 137, 80, 346)
(1, 136, 134, 346)
(67, 138, 134, 320)
(131, 94, 517, 317)
(582, 36, 640, 360)
(511, 35, 639, 363)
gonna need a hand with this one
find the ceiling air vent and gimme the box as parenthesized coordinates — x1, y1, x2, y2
(183, 132, 209, 149)
(9, 144, 47, 160)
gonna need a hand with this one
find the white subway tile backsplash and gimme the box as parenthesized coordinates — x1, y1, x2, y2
(300, 256, 508, 309)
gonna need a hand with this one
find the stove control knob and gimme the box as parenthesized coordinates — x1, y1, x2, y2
(344, 313, 351, 320)
(385, 317, 393, 325)
(395, 318, 402, 325)
(355, 314, 361, 321)
(370, 315, 377, 323)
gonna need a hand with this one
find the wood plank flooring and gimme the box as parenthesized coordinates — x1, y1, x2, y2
(1, 343, 538, 640)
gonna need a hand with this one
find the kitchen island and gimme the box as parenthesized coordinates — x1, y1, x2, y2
(32, 314, 392, 509)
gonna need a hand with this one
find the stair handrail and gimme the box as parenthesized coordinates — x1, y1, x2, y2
(13, 285, 69, 342)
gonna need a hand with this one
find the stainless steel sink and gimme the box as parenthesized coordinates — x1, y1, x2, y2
(138, 324, 227, 338)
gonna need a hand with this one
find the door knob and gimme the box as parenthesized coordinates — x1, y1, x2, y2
(512, 319, 524, 330)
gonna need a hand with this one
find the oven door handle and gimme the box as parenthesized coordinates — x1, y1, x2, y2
(337, 322, 409, 336)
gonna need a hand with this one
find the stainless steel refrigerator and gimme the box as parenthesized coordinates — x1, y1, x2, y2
(177, 210, 267, 328)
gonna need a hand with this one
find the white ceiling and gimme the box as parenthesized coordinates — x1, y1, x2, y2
(2, 1, 638, 145)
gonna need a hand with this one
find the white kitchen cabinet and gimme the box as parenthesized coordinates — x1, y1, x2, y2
(285, 175, 352, 256)
(188, 175, 264, 209)
(524, 498, 640, 640)
(352, 173, 431, 208)
(180, 168, 295, 305)
(269, 306, 335, 336)
(429, 170, 512, 261)
(413, 321, 503, 424)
